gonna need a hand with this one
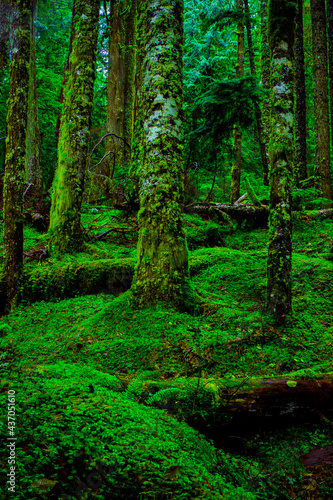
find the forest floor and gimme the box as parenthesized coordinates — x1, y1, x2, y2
(0, 204, 333, 499)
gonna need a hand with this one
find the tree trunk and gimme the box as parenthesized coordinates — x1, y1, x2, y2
(231, 0, 245, 204)
(311, 0, 332, 205)
(123, 0, 137, 169)
(244, 0, 269, 188)
(0, 0, 10, 69)
(49, 0, 100, 254)
(2, 0, 32, 314)
(294, 0, 307, 186)
(55, 0, 76, 151)
(26, 0, 42, 191)
(133, 0, 193, 311)
(106, 0, 125, 168)
(326, 0, 333, 161)
(260, 0, 270, 186)
(266, 0, 296, 321)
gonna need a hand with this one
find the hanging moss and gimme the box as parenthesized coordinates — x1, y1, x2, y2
(48, 0, 100, 254)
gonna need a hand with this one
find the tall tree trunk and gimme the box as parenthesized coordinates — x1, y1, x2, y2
(49, 0, 100, 254)
(326, 0, 333, 158)
(0, 0, 10, 69)
(260, 0, 270, 185)
(106, 0, 125, 168)
(311, 0, 332, 205)
(244, 0, 269, 188)
(26, 0, 42, 191)
(123, 0, 137, 169)
(231, 0, 245, 204)
(294, 0, 307, 186)
(266, 0, 296, 321)
(133, 0, 193, 311)
(55, 0, 76, 150)
(2, 0, 32, 314)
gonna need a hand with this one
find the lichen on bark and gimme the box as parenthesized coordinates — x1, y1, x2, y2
(132, 0, 194, 311)
(48, 0, 100, 254)
(2, 0, 31, 313)
(266, 0, 296, 321)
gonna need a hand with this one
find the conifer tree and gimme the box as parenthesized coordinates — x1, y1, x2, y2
(231, 0, 245, 204)
(49, 0, 100, 253)
(133, 0, 193, 311)
(26, 0, 42, 191)
(266, 0, 297, 320)
(2, 0, 32, 313)
(311, 0, 332, 204)
(244, 0, 269, 187)
(260, 0, 270, 185)
(294, 0, 307, 186)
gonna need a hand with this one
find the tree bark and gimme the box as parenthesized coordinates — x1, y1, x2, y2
(311, 0, 332, 205)
(244, 0, 269, 188)
(294, 0, 307, 186)
(231, 0, 245, 204)
(49, 0, 100, 254)
(260, 0, 270, 186)
(266, 0, 296, 321)
(2, 0, 32, 314)
(54, 0, 76, 151)
(133, 0, 193, 311)
(0, 0, 10, 69)
(26, 0, 42, 191)
(326, 0, 333, 163)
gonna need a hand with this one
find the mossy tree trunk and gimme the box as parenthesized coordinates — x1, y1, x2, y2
(266, 0, 297, 321)
(326, 0, 333, 159)
(133, 0, 192, 311)
(294, 0, 307, 186)
(311, 0, 332, 205)
(0, 0, 10, 69)
(55, 0, 76, 151)
(2, 0, 32, 314)
(106, 0, 137, 179)
(244, 0, 269, 188)
(26, 0, 42, 191)
(231, 0, 245, 204)
(260, 0, 270, 186)
(49, 0, 100, 254)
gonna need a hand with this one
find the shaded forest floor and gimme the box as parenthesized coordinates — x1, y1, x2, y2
(1, 205, 333, 499)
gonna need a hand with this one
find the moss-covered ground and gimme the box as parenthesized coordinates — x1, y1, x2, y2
(1, 205, 333, 499)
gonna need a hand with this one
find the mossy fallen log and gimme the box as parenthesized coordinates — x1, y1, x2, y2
(184, 203, 333, 228)
(18, 258, 135, 303)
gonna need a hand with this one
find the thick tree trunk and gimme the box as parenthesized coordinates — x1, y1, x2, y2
(231, 0, 245, 204)
(311, 0, 332, 205)
(26, 0, 42, 191)
(260, 0, 270, 186)
(54, 0, 76, 151)
(294, 0, 307, 186)
(266, 0, 296, 321)
(326, 0, 333, 159)
(49, 0, 100, 254)
(123, 0, 137, 169)
(133, 0, 193, 311)
(106, 1, 125, 168)
(0, 0, 10, 69)
(2, 0, 32, 314)
(244, 0, 269, 188)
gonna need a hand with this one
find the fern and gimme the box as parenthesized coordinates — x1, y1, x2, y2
(147, 387, 185, 405)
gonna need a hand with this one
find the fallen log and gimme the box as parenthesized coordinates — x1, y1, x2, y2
(183, 203, 333, 229)
(183, 202, 269, 228)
